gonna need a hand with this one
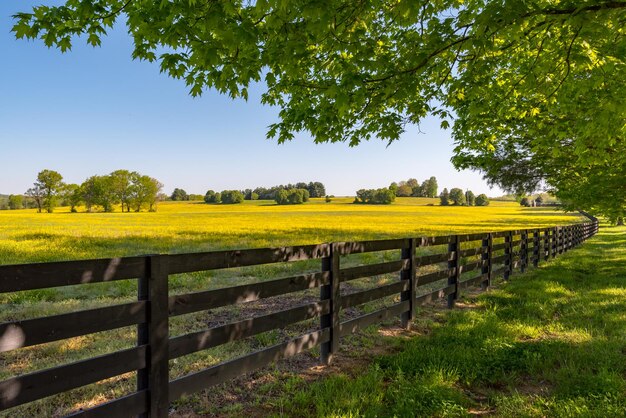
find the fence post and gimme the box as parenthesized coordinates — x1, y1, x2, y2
(520, 230, 528, 273)
(447, 235, 460, 308)
(320, 243, 340, 365)
(533, 229, 540, 267)
(481, 233, 492, 290)
(504, 231, 513, 280)
(400, 238, 416, 329)
(138, 255, 169, 418)
(551, 227, 557, 258)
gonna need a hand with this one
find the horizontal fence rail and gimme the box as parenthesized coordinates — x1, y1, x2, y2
(0, 221, 599, 417)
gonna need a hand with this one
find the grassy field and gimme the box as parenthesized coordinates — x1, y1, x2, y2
(0, 198, 585, 417)
(271, 226, 626, 417)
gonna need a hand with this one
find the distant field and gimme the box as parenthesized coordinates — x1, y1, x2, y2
(0, 198, 584, 417)
(0, 198, 580, 265)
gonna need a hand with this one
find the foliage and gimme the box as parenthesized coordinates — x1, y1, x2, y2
(220, 190, 245, 204)
(204, 190, 220, 204)
(34, 169, 64, 213)
(449, 188, 466, 206)
(170, 188, 189, 201)
(8, 195, 23, 210)
(475, 194, 489, 207)
(62, 184, 82, 212)
(520, 197, 531, 207)
(354, 188, 395, 204)
(439, 188, 450, 206)
(396, 184, 413, 197)
(466, 190, 476, 206)
(275, 188, 310, 205)
(253, 182, 326, 200)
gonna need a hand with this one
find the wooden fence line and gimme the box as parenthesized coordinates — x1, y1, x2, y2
(0, 221, 599, 417)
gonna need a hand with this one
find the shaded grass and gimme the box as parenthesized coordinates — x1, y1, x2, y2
(275, 226, 626, 417)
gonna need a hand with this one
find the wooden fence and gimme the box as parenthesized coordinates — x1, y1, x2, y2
(0, 221, 598, 417)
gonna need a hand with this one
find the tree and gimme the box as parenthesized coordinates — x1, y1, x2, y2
(426, 177, 438, 198)
(520, 197, 530, 207)
(109, 170, 135, 212)
(221, 190, 245, 204)
(439, 189, 450, 206)
(62, 184, 82, 212)
(15, 1, 626, 219)
(449, 188, 465, 206)
(475, 194, 490, 206)
(389, 182, 398, 196)
(204, 190, 219, 203)
(396, 184, 413, 197)
(130, 174, 162, 212)
(8, 195, 23, 210)
(33, 169, 64, 213)
(171, 188, 189, 201)
(275, 188, 309, 205)
(466, 190, 475, 206)
(354, 188, 394, 204)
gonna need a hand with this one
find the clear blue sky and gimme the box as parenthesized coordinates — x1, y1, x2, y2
(0, 1, 502, 197)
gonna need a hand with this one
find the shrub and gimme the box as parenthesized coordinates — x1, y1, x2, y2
(440, 188, 450, 206)
(220, 190, 245, 204)
(520, 197, 530, 207)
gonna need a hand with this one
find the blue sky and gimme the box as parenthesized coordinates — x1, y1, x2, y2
(0, 1, 502, 197)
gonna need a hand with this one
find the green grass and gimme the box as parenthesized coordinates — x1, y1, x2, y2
(272, 226, 626, 417)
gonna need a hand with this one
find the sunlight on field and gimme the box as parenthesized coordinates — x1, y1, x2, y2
(0, 198, 580, 264)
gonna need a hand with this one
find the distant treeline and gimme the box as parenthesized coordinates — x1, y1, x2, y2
(440, 188, 489, 206)
(354, 177, 490, 206)
(2, 170, 163, 213)
(355, 177, 438, 204)
(169, 182, 326, 205)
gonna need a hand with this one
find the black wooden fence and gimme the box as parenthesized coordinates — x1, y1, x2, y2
(0, 221, 598, 417)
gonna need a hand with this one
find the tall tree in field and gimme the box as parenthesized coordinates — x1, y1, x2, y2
(449, 188, 466, 206)
(13, 1, 626, 219)
(131, 174, 163, 212)
(25, 187, 43, 212)
(466, 190, 476, 207)
(426, 177, 438, 198)
(440, 189, 450, 206)
(109, 170, 134, 212)
(34, 169, 64, 213)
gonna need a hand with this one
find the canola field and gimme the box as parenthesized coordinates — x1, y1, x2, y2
(0, 197, 580, 265)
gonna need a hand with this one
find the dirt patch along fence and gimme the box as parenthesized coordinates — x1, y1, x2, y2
(0, 221, 598, 417)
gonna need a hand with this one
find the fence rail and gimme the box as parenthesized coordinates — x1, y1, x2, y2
(0, 221, 599, 417)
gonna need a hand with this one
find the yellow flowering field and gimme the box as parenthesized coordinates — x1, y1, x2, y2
(0, 197, 580, 265)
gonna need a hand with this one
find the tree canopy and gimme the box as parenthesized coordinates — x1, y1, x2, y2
(12, 0, 626, 220)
